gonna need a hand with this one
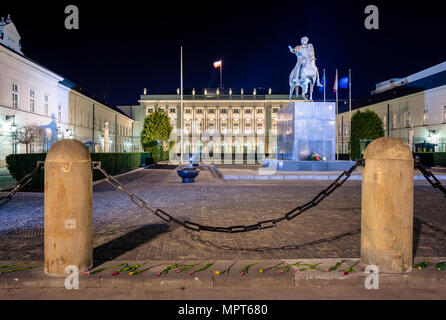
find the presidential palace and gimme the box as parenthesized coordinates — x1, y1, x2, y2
(1, 16, 446, 167)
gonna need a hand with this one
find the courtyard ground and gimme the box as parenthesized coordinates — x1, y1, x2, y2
(0, 165, 445, 299)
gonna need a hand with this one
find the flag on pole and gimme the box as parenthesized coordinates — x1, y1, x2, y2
(213, 60, 222, 69)
(333, 72, 338, 93)
(339, 76, 349, 89)
(318, 70, 326, 93)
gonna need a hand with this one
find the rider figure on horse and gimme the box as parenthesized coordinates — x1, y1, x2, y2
(288, 36, 322, 101)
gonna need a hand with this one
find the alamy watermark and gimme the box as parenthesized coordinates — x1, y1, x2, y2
(364, 265, 379, 290)
(364, 5, 379, 30)
(64, 265, 79, 290)
(65, 5, 79, 30)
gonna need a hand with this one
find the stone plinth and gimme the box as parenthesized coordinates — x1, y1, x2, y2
(277, 102, 336, 161)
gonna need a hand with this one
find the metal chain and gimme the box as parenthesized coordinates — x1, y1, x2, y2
(93, 160, 361, 233)
(0, 161, 45, 207)
(415, 159, 446, 197)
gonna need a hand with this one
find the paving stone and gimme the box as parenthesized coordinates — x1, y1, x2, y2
(0, 166, 445, 262)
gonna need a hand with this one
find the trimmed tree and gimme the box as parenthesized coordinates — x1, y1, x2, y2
(140, 104, 173, 161)
(349, 109, 385, 160)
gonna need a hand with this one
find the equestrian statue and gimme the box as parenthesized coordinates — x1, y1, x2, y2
(288, 36, 322, 101)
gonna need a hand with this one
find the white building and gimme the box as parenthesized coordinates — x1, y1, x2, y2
(336, 62, 446, 154)
(0, 16, 134, 167)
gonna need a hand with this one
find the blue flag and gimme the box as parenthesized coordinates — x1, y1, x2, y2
(339, 76, 349, 89)
(318, 71, 326, 92)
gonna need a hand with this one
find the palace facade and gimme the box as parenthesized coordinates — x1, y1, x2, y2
(0, 16, 133, 167)
(120, 89, 300, 156)
(336, 62, 446, 154)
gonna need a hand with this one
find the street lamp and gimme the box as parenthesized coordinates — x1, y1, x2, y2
(57, 126, 63, 140)
(6, 115, 17, 154)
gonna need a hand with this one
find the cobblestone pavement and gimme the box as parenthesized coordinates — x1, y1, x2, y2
(0, 165, 445, 262)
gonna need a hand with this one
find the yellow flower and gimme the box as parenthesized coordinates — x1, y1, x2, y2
(214, 271, 220, 275)
(129, 272, 134, 275)
(438, 268, 441, 271)
(258, 269, 264, 273)
(418, 266, 422, 270)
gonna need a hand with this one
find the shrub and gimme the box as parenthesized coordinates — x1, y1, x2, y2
(349, 110, 385, 160)
(6, 153, 47, 191)
(6, 152, 148, 191)
(414, 152, 446, 167)
(91, 153, 142, 180)
(434, 153, 446, 167)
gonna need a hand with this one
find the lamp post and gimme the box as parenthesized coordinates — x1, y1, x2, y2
(6, 115, 17, 154)
(57, 126, 63, 141)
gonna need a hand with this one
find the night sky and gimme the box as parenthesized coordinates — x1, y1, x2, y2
(1, 1, 445, 105)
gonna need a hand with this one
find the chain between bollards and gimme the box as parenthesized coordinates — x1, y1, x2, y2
(93, 160, 363, 233)
(0, 161, 44, 207)
(414, 158, 446, 197)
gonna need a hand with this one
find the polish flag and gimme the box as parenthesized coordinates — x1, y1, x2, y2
(213, 60, 222, 69)
(333, 73, 338, 93)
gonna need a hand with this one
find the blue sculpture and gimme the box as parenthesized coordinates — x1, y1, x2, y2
(289, 36, 322, 101)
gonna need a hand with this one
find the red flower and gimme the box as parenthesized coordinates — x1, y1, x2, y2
(344, 271, 349, 276)
(112, 272, 118, 276)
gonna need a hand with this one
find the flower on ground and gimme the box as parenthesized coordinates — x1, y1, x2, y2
(189, 262, 215, 275)
(413, 260, 429, 271)
(218, 261, 237, 276)
(240, 263, 257, 276)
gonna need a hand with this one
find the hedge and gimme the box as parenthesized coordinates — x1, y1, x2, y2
(413, 152, 446, 167)
(5, 152, 152, 191)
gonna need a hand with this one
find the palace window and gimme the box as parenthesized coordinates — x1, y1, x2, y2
(273, 108, 279, 113)
(208, 109, 215, 114)
(197, 109, 203, 114)
(257, 109, 263, 114)
(245, 109, 251, 114)
(12, 83, 19, 109)
(44, 95, 49, 116)
(147, 108, 153, 113)
(30, 89, 36, 113)
(221, 109, 227, 114)
(233, 109, 239, 114)
(185, 109, 191, 114)
(423, 109, 428, 125)
(443, 106, 446, 123)
(170, 108, 176, 113)
(405, 112, 411, 128)
(58, 105, 62, 122)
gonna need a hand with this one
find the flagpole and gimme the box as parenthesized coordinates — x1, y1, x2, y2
(349, 68, 352, 146)
(336, 69, 339, 160)
(180, 46, 184, 164)
(323, 69, 326, 103)
(220, 61, 223, 89)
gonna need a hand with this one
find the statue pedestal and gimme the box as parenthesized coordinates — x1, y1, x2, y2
(277, 102, 336, 161)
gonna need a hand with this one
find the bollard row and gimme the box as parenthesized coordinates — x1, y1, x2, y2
(93, 160, 361, 233)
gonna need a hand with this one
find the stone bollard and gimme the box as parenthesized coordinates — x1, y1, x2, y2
(361, 137, 414, 273)
(44, 139, 93, 276)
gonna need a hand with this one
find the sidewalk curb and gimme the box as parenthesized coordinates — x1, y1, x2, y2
(1, 258, 445, 290)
